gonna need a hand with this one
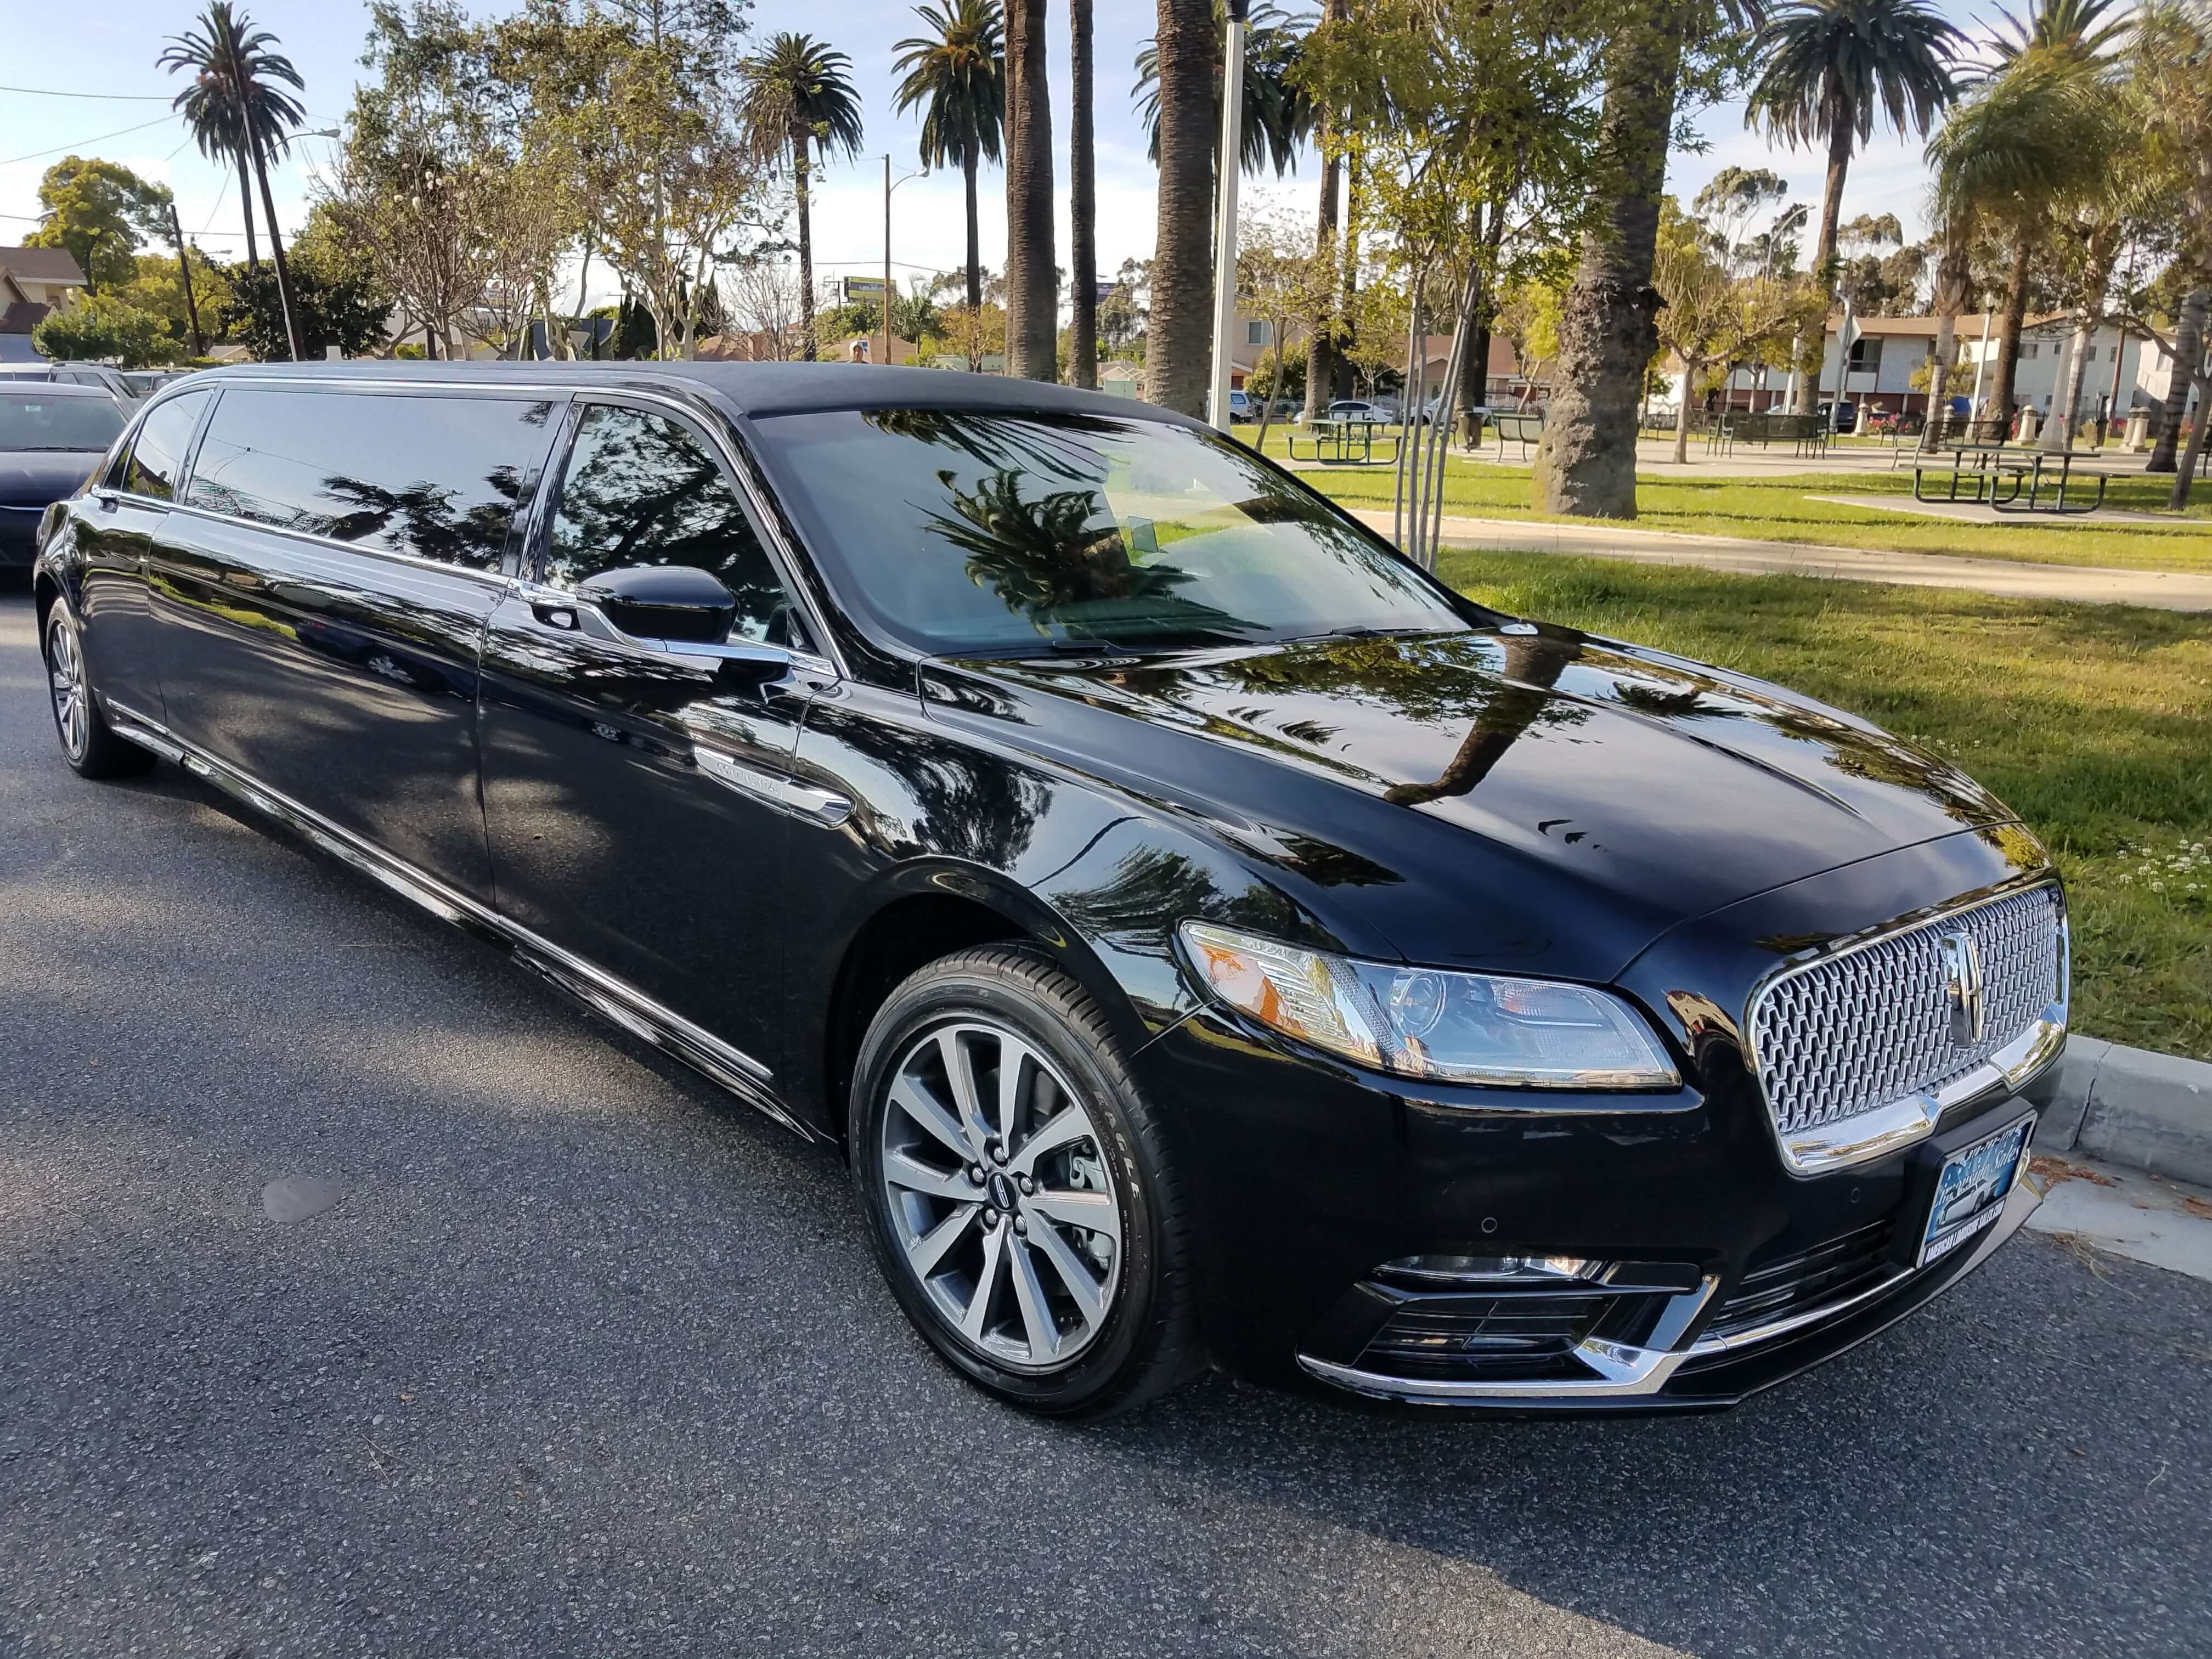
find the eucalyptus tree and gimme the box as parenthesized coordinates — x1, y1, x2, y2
(161, 2, 307, 358)
(740, 34, 865, 361)
(892, 1, 1006, 317)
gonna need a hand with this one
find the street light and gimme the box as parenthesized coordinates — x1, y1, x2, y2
(883, 155, 928, 369)
(1206, 0, 1250, 431)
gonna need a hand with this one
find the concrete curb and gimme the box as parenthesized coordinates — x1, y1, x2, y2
(2040, 1037, 2212, 1189)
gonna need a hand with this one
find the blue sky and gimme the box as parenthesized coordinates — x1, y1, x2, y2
(2, 0, 2000, 307)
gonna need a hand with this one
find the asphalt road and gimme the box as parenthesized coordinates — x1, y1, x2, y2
(4, 586, 2209, 1659)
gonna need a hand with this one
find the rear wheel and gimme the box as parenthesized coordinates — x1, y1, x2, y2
(851, 946, 1200, 1416)
(43, 605, 154, 780)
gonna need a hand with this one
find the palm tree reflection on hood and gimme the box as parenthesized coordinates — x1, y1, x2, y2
(1385, 631, 1587, 808)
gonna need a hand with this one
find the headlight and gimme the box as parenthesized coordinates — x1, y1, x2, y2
(1178, 921, 1679, 1090)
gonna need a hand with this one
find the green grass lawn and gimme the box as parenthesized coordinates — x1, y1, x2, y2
(1248, 425, 2212, 576)
(1432, 549, 2212, 1062)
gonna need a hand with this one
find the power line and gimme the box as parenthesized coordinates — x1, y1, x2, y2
(0, 84, 174, 101)
(3, 112, 178, 167)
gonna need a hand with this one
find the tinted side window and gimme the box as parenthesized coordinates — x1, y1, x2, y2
(187, 388, 557, 569)
(544, 404, 791, 644)
(124, 391, 210, 501)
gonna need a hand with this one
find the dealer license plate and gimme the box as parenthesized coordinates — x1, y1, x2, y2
(1917, 1114, 2035, 1267)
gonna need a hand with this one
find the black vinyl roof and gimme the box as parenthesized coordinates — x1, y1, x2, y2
(195, 359, 1198, 425)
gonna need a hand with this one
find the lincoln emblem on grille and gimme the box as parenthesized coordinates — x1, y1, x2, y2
(1937, 930, 1985, 1046)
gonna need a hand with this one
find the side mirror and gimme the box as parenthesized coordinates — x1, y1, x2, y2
(576, 564, 737, 645)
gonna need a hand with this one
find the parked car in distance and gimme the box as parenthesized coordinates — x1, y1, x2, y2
(1226, 388, 1255, 423)
(1, 382, 128, 571)
(0, 360, 144, 411)
(1324, 398, 1390, 424)
(34, 363, 2068, 1418)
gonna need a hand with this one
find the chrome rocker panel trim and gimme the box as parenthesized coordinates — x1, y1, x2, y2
(1747, 881, 2070, 1177)
(1295, 1170, 2045, 1407)
(103, 698, 820, 1144)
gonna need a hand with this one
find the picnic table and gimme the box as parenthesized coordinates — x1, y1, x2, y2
(1286, 417, 1400, 466)
(1912, 442, 2117, 515)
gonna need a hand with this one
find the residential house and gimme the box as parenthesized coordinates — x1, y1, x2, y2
(0, 246, 89, 362)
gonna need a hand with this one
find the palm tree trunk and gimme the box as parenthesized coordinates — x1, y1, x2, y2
(1143, 0, 1215, 416)
(1004, 0, 1057, 380)
(795, 141, 817, 362)
(251, 149, 302, 361)
(1070, 0, 1098, 390)
(1989, 226, 2032, 426)
(2045, 312, 2095, 452)
(235, 147, 261, 271)
(1531, 0, 1689, 518)
(1813, 117, 1853, 294)
(1928, 234, 1970, 431)
(2147, 286, 2207, 473)
(2173, 399, 2210, 510)
(962, 151, 982, 315)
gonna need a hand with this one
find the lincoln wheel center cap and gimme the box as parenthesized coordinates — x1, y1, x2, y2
(986, 1171, 1016, 1214)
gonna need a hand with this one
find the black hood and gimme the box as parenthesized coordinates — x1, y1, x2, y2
(925, 626, 2021, 983)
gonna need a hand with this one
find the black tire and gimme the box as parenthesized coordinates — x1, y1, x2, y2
(851, 945, 1202, 1417)
(42, 603, 155, 781)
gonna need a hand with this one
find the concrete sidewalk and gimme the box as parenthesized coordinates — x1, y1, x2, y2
(1349, 507, 2212, 612)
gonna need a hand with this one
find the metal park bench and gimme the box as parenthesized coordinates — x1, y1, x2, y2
(1710, 411, 1829, 459)
(1488, 410, 1543, 462)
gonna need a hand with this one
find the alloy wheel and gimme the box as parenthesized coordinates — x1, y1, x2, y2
(47, 619, 88, 763)
(877, 1019, 1124, 1372)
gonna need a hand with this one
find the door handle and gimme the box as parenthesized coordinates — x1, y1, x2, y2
(529, 598, 581, 631)
(692, 745, 853, 827)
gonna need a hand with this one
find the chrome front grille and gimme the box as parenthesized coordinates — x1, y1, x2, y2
(1749, 884, 2065, 1165)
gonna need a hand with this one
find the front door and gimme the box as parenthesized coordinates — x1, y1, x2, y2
(477, 397, 823, 1074)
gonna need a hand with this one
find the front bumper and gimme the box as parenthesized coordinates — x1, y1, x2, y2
(1132, 1005, 2057, 1412)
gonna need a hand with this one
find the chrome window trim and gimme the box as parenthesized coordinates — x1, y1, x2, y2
(1743, 879, 2069, 1177)
(147, 496, 516, 590)
(100, 698, 817, 1144)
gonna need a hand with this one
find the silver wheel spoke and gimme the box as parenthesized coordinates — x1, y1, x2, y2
(960, 1223, 1008, 1342)
(905, 1203, 979, 1278)
(1006, 1235, 1060, 1362)
(889, 1075, 976, 1164)
(1022, 1211, 1107, 1328)
(1026, 1187, 1120, 1245)
(884, 1147, 974, 1203)
(1008, 1106, 1087, 1177)
(996, 1041, 1031, 1148)
(935, 1029, 995, 1150)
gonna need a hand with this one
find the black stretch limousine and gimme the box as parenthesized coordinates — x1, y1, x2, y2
(33, 364, 2067, 1415)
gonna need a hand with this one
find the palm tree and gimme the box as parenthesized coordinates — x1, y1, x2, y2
(1070, 0, 1098, 389)
(1145, 0, 1216, 416)
(1302, 0, 1349, 422)
(1002, 0, 1056, 380)
(1745, 0, 1963, 412)
(161, 2, 306, 360)
(1135, 2, 1313, 178)
(1927, 2, 2115, 425)
(741, 35, 865, 362)
(892, 1, 1005, 317)
(1531, 5, 1701, 518)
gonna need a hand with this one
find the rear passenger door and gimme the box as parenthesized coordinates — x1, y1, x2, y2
(153, 384, 564, 902)
(74, 388, 211, 726)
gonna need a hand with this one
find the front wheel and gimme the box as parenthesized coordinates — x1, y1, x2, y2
(43, 604, 154, 781)
(851, 946, 1201, 1417)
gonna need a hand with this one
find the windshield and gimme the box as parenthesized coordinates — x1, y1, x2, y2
(0, 393, 125, 452)
(754, 408, 1476, 654)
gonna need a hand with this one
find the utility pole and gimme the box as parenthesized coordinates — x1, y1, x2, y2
(168, 202, 205, 360)
(885, 154, 894, 370)
(1206, 0, 1249, 431)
